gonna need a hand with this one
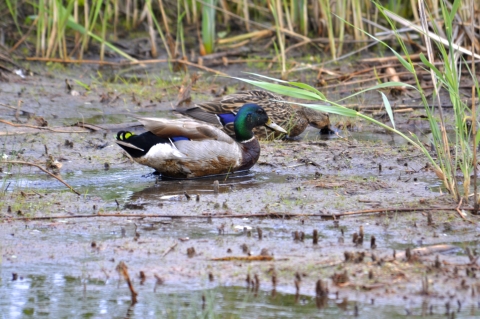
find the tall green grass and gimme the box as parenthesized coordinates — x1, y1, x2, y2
(291, 0, 307, 36)
(201, 0, 217, 55)
(270, 0, 286, 78)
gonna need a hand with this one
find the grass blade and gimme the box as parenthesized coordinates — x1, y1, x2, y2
(380, 92, 395, 129)
(232, 77, 323, 100)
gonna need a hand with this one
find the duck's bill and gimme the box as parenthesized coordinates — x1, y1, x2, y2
(265, 119, 287, 133)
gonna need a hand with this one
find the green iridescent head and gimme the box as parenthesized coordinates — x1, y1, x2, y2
(234, 103, 287, 142)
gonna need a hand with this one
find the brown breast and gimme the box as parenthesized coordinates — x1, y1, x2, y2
(236, 138, 261, 171)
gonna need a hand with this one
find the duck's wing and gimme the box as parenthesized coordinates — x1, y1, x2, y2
(136, 117, 234, 143)
(174, 107, 224, 126)
(196, 90, 285, 113)
(223, 123, 235, 136)
(174, 107, 237, 137)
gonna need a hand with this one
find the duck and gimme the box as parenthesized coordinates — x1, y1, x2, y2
(115, 103, 287, 179)
(175, 90, 331, 139)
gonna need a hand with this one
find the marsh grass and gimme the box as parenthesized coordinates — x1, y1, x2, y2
(235, 0, 479, 206)
(269, 0, 287, 79)
(5, 0, 417, 62)
(201, 0, 217, 55)
(377, 0, 480, 204)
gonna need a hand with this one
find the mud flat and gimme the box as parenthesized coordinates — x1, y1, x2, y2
(1, 65, 479, 318)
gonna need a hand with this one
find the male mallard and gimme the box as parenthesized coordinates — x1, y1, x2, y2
(115, 103, 287, 179)
(176, 90, 330, 139)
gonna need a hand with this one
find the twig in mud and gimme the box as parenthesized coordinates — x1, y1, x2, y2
(153, 274, 164, 292)
(24, 57, 129, 65)
(390, 244, 457, 261)
(0, 130, 89, 136)
(316, 260, 343, 268)
(333, 132, 348, 141)
(8, 212, 301, 221)
(211, 256, 274, 261)
(24, 57, 228, 76)
(286, 163, 305, 169)
(343, 103, 456, 111)
(360, 53, 423, 63)
(169, 59, 228, 76)
(14, 100, 22, 122)
(3, 182, 11, 194)
(205, 58, 274, 67)
(162, 242, 178, 257)
(455, 198, 470, 222)
(116, 261, 138, 305)
(7, 206, 480, 221)
(2, 161, 81, 195)
(0, 102, 21, 111)
(324, 207, 477, 220)
(0, 119, 89, 134)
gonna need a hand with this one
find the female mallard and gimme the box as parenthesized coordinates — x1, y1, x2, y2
(176, 90, 330, 139)
(115, 103, 287, 179)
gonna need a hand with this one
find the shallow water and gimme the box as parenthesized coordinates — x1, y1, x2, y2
(1, 268, 337, 319)
(3, 167, 299, 202)
(3, 267, 480, 319)
(2, 164, 478, 318)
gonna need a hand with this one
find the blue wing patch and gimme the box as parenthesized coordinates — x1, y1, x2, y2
(171, 136, 190, 142)
(217, 113, 236, 126)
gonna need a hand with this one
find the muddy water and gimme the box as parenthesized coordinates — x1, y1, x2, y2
(0, 269, 418, 318)
(2, 162, 479, 318)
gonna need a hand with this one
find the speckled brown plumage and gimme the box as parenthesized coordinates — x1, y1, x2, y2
(177, 90, 330, 139)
